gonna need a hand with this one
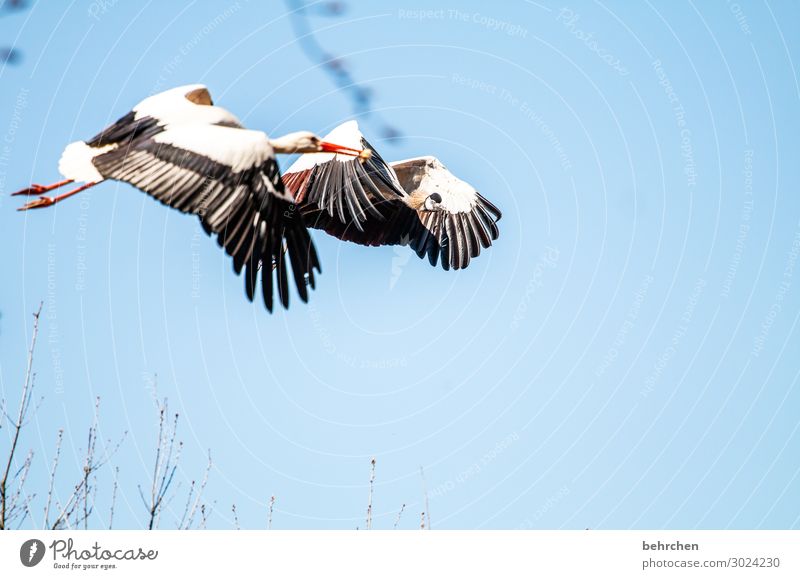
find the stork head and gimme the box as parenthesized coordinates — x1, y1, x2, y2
(394, 157, 478, 213)
(270, 131, 372, 159)
(423, 192, 443, 211)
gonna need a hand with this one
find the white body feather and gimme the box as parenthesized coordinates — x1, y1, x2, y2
(392, 156, 478, 213)
(58, 84, 241, 184)
(133, 84, 241, 127)
(153, 125, 272, 173)
(58, 141, 113, 182)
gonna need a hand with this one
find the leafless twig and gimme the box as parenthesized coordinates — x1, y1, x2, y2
(0, 0, 26, 12)
(0, 303, 42, 530)
(393, 503, 405, 530)
(108, 466, 119, 530)
(8, 448, 34, 528)
(51, 476, 89, 529)
(81, 398, 102, 529)
(267, 495, 276, 530)
(231, 504, 240, 530)
(366, 457, 376, 530)
(285, 0, 402, 141)
(43, 428, 63, 528)
(140, 399, 182, 530)
(50, 404, 124, 530)
(420, 466, 430, 530)
(1, 0, 27, 64)
(179, 450, 212, 530)
(200, 503, 209, 529)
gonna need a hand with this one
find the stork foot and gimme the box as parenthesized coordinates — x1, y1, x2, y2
(17, 196, 55, 211)
(12, 184, 49, 196)
(11, 179, 73, 196)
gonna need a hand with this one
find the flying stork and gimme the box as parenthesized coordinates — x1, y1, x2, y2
(13, 85, 502, 311)
(282, 120, 501, 271)
(12, 84, 368, 311)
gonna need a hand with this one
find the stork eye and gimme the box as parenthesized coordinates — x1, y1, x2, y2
(429, 193, 443, 203)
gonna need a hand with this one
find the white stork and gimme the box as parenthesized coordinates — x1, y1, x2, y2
(282, 120, 502, 271)
(12, 84, 369, 311)
(14, 87, 502, 311)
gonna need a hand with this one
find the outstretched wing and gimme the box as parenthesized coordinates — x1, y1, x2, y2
(288, 148, 501, 271)
(390, 157, 501, 271)
(85, 110, 164, 148)
(420, 192, 501, 270)
(85, 84, 241, 149)
(91, 124, 318, 311)
(282, 120, 406, 232)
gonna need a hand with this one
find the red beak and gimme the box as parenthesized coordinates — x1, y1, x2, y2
(319, 141, 372, 161)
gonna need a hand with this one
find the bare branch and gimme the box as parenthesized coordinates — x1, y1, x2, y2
(231, 504, 240, 530)
(181, 450, 212, 530)
(178, 480, 196, 529)
(420, 466, 430, 530)
(366, 457, 376, 530)
(1, 0, 27, 64)
(50, 478, 88, 530)
(199, 502, 213, 530)
(285, 0, 402, 141)
(82, 398, 101, 530)
(15, 503, 31, 529)
(0, 0, 27, 14)
(7, 449, 33, 522)
(109, 467, 119, 530)
(1, 302, 42, 530)
(393, 503, 405, 530)
(144, 399, 183, 530)
(50, 405, 123, 530)
(44, 429, 64, 529)
(267, 495, 276, 530)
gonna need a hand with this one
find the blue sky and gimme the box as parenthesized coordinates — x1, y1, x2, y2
(1, 0, 799, 529)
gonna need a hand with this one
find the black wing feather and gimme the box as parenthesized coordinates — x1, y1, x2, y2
(92, 135, 318, 311)
(283, 136, 406, 233)
(86, 111, 163, 148)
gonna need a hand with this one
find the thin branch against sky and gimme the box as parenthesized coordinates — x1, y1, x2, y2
(1, 0, 26, 64)
(285, 0, 401, 141)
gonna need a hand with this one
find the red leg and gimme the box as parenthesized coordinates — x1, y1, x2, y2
(11, 179, 73, 196)
(17, 181, 99, 211)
